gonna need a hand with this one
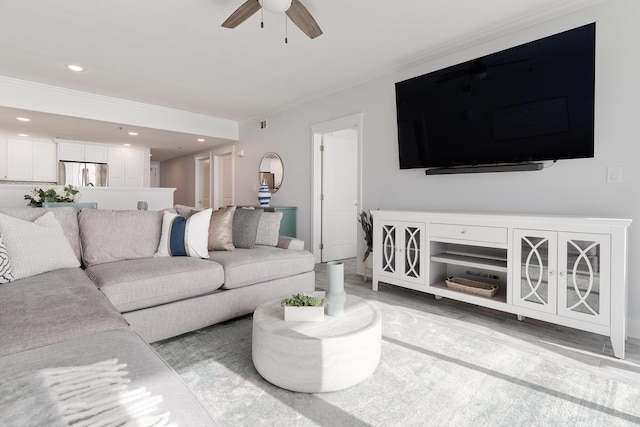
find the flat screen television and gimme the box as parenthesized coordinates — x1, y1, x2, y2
(395, 23, 595, 173)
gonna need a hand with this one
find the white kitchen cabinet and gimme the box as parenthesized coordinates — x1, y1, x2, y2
(108, 146, 145, 187)
(6, 138, 56, 182)
(58, 140, 108, 163)
(32, 141, 58, 182)
(372, 210, 631, 358)
(124, 148, 144, 187)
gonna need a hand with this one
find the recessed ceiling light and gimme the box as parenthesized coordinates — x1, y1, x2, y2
(128, 132, 138, 136)
(66, 64, 84, 72)
(18, 133, 29, 137)
(123, 143, 131, 147)
(16, 117, 30, 122)
(197, 138, 205, 142)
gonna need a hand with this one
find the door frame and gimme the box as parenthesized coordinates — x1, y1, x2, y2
(310, 113, 364, 265)
(211, 145, 235, 209)
(149, 161, 160, 188)
(194, 153, 211, 208)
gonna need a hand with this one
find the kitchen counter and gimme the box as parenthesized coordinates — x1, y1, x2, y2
(0, 184, 175, 211)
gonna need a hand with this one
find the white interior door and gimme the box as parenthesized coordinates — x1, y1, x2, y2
(195, 156, 210, 208)
(149, 161, 160, 188)
(218, 153, 233, 207)
(212, 145, 235, 210)
(321, 129, 358, 262)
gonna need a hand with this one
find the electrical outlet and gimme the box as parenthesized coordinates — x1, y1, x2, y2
(607, 167, 622, 184)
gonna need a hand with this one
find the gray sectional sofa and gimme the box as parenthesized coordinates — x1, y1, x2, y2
(0, 206, 315, 425)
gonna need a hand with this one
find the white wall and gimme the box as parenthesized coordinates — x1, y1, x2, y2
(160, 153, 197, 206)
(234, 0, 640, 337)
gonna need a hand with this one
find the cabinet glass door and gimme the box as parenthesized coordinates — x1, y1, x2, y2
(379, 221, 424, 285)
(557, 233, 610, 325)
(381, 224, 397, 276)
(403, 225, 422, 280)
(513, 230, 557, 314)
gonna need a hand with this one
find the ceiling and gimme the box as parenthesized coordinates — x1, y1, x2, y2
(0, 0, 598, 161)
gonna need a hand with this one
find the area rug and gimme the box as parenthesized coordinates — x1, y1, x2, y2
(152, 300, 640, 426)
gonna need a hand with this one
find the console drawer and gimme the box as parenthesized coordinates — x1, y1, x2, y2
(429, 223, 508, 244)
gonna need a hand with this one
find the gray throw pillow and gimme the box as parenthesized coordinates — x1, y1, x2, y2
(255, 211, 283, 246)
(232, 208, 263, 248)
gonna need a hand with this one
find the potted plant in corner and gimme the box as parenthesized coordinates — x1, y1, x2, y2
(358, 209, 373, 281)
(281, 293, 326, 321)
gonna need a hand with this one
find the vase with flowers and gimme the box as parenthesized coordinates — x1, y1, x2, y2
(24, 185, 80, 207)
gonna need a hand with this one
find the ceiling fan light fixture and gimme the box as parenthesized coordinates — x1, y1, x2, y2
(259, 0, 292, 13)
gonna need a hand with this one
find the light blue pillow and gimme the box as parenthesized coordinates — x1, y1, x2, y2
(155, 209, 212, 258)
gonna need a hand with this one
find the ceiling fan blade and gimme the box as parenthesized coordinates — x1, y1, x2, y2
(222, 0, 261, 29)
(286, 0, 322, 39)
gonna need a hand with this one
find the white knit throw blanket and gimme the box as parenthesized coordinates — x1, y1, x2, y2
(0, 359, 175, 427)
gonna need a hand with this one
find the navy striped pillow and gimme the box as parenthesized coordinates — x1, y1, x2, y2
(155, 209, 212, 258)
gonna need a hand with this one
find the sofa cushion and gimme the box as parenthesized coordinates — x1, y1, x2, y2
(232, 208, 263, 248)
(208, 206, 236, 251)
(79, 209, 163, 266)
(255, 211, 283, 247)
(155, 209, 211, 258)
(207, 245, 315, 290)
(0, 329, 215, 425)
(85, 257, 225, 312)
(0, 235, 14, 284)
(0, 268, 128, 357)
(174, 204, 200, 217)
(0, 212, 80, 280)
(0, 207, 82, 262)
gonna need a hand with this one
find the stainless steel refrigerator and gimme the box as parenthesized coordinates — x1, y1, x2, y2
(58, 161, 109, 187)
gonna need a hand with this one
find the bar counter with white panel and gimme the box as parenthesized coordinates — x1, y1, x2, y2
(0, 184, 175, 211)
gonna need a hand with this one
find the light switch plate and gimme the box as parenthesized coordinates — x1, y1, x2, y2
(607, 167, 623, 184)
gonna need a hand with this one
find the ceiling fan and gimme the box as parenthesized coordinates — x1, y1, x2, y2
(222, 0, 323, 39)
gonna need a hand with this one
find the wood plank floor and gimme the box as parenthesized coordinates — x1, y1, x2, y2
(314, 258, 640, 370)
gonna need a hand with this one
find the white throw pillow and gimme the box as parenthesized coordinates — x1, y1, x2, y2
(0, 212, 80, 280)
(0, 234, 15, 284)
(155, 209, 212, 258)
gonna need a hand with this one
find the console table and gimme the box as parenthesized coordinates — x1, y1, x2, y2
(371, 210, 632, 358)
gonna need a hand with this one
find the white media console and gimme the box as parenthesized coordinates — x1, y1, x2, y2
(371, 210, 632, 358)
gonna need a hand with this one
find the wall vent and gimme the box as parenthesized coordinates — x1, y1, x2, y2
(258, 120, 268, 131)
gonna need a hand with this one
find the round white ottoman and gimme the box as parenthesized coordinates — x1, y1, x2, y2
(252, 294, 381, 393)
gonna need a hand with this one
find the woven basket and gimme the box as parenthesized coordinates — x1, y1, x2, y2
(445, 277, 498, 297)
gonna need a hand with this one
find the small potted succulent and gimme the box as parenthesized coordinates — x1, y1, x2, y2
(281, 293, 326, 321)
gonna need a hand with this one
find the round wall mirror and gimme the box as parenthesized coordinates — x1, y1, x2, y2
(259, 152, 284, 193)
